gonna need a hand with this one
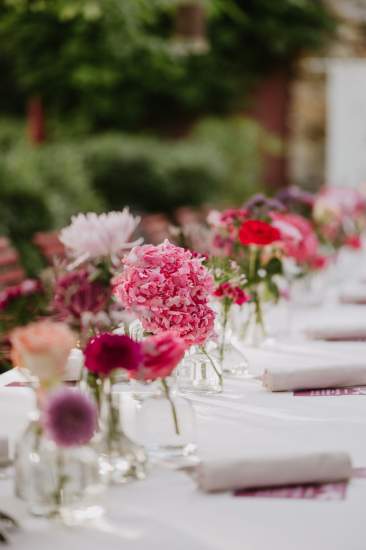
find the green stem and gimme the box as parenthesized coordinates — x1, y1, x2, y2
(253, 292, 266, 336)
(219, 303, 229, 367)
(161, 378, 180, 436)
(200, 346, 223, 386)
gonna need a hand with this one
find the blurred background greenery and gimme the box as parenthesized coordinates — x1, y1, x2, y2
(0, 0, 336, 273)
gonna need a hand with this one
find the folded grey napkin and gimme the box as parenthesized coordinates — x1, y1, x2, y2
(263, 363, 366, 392)
(195, 451, 352, 493)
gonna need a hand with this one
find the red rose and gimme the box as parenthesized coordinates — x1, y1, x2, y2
(239, 219, 281, 246)
(84, 333, 143, 377)
(138, 332, 186, 381)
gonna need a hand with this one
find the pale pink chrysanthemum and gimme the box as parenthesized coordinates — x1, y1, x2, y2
(59, 209, 142, 262)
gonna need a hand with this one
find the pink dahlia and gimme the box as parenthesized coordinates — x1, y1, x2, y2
(137, 331, 186, 381)
(113, 240, 215, 345)
(84, 333, 143, 377)
(42, 388, 97, 447)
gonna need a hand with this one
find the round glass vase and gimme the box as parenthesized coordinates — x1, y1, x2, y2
(16, 427, 104, 519)
(136, 380, 197, 464)
(213, 302, 249, 377)
(177, 345, 223, 394)
(97, 378, 147, 484)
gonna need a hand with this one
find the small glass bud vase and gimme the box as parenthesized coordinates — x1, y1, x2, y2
(214, 303, 249, 377)
(177, 345, 223, 394)
(240, 299, 267, 348)
(135, 379, 197, 464)
(15, 426, 104, 519)
(98, 378, 147, 484)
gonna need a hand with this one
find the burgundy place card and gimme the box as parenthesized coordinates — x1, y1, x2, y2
(4, 381, 30, 388)
(234, 481, 347, 501)
(293, 387, 366, 397)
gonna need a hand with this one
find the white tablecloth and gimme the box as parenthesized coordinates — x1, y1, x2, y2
(2, 303, 366, 549)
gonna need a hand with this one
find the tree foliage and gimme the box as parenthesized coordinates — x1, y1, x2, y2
(0, 0, 335, 130)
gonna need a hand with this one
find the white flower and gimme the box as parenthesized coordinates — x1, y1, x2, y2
(60, 209, 142, 262)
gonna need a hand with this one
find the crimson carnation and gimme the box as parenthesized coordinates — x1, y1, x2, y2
(84, 333, 143, 377)
(239, 219, 281, 246)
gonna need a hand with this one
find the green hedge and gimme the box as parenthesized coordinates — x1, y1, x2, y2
(0, 116, 277, 273)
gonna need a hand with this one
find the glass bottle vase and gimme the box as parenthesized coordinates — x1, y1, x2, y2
(135, 380, 197, 464)
(213, 303, 249, 377)
(15, 419, 104, 519)
(97, 378, 147, 484)
(177, 345, 223, 394)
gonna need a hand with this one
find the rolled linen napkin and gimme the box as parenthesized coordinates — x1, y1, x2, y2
(195, 451, 352, 493)
(305, 325, 366, 342)
(339, 288, 366, 305)
(263, 363, 366, 392)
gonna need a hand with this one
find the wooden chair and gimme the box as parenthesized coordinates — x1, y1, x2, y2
(0, 237, 26, 289)
(33, 231, 65, 264)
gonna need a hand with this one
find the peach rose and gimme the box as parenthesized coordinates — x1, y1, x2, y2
(10, 321, 75, 387)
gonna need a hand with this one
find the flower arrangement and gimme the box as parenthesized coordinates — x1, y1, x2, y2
(113, 240, 215, 346)
(53, 209, 142, 342)
(84, 331, 185, 453)
(313, 187, 366, 251)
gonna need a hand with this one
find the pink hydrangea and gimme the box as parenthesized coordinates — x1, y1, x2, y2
(113, 240, 215, 345)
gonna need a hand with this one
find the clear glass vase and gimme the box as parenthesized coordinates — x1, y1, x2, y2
(239, 299, 267, 348)
(213, 303, 249, 377)
(15, 421, 104, 519)
(135, 381, 197, 464)
(97, 378, 147, 484)
(177, 345, 223, 394)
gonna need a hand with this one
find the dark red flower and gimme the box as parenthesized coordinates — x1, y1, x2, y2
(239, 219, 281, 246)
(214, 282, 250, 306)
(84, 333, 143, 377)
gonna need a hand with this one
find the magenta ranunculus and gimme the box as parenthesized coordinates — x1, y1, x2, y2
(84, 333, 143, 377)
(113, 240, 215, 345)
(42, 388, 97, 447)
(138, 331, 186, 381)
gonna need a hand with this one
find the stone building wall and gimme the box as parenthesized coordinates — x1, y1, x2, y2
(287, 0, 366, 190)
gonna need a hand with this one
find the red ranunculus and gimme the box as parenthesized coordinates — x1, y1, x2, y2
(84, 333, 143, 377)
(138, 332, 186, 381)
(238, 219, 281, 246)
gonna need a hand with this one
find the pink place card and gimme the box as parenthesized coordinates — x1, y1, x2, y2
(234, 482, 347, 500)
(4, 381, 30, 388)
(294, 387, 366, 397)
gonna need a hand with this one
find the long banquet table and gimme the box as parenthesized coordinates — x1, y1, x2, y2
(1, 301, 366, 549)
